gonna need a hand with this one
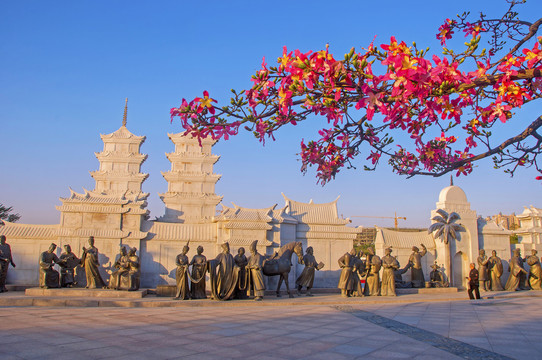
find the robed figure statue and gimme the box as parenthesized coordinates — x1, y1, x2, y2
(208, 242, 239, 301)
(488, 250, 504, 291)
(505, 249, 529, 291)
(59, 244, 80, 288)
(81, 236, 106, 289)
(234, 247, 248, 299)
(380, 247, 399, 296)
(39, 243, 61, 288)
(246, 240, 266, 301)
(296, 246, 324, 296)
(0, 235, 16, 293)
(526, 249, 542, 290)
(189, 246, 207, 299)
(174, 243, 190, 300)
(409, 244, 427, 288)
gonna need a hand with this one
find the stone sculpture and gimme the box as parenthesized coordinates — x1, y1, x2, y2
(409, 244, 427, 288)
(380, 247, 399, 296)
(394, 262, 412, 288)
(189, 245, 207, 299)
(262, 241, 304, 298)
(81, 236, 106, 289)
(488, 250, 504, 291)
(0, 235, 16, 293)
(338, 248, 357, 297)
(351, 250, 365, 297)
(59, 244, 80, 288)
(174, 242, 190, 300)
(477, 249, 489, 291)
(429, 262, 448, 287)
(364, 248, 382, 296)
(247, 240, 266, 301)
(525, 249, 542, 290)
(126, 247, 140, 291)
(296, 246, 324, 296)
(505, 248, 529, 291)
(109, 247, 129, 290)
(208, 242, 239, 301)
(233, 247, 248, 299)
(39, 243, 61, 288)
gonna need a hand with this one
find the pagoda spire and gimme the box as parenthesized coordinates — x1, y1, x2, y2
(122, 98, 128, 127)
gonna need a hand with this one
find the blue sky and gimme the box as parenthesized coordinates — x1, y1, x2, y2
(1, 0, 540, 228)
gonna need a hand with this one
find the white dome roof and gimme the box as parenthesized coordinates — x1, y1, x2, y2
(438, 185, 468, 204)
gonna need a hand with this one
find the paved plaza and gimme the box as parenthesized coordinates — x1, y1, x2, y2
(0, 293, 540, 360)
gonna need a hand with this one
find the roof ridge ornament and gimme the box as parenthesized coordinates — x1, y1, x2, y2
(122, 98, 128, 127)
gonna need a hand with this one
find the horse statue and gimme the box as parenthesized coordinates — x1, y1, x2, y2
(263, 241, 304, 298)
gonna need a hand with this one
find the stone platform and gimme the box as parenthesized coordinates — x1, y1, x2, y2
(397, 287, 458, 294)
(25, 287, 148, 298)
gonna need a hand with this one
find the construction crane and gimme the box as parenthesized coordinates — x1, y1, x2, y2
(350, 212, 407, 229)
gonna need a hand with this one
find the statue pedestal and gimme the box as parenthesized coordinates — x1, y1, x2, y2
(25, 287, 147, 298)
(397, 287, 458, 295)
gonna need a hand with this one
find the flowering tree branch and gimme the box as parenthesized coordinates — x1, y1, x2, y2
(171, 0, 542, 184)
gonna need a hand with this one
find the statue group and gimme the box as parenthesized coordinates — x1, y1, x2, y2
(35, 236, 141, 291)
(338, 245, 446, 297)
(174, 240, 315, 301)
(1, 234, 541, 298)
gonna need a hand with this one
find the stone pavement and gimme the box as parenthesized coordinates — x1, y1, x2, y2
(0, 292, 540, 359)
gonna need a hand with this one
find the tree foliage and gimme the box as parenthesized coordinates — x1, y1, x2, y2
(0, 204, 21, 223)
(171, 0, 542, 184)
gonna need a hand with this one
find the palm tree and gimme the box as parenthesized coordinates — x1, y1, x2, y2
(428, 209, 464, 286)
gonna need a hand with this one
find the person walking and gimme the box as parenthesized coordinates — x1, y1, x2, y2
(467, 263, 481, 300)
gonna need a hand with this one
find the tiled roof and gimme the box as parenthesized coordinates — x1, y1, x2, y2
(376, 228, 436, 250)
(101, 126, 145, 142)
(282, 193, 349, 225)
(215, 204, 274, 222)
(142, 221, 216, 241)
(271, 206, 298, 224)
(0, 222, 58, 239)
(223, 222, 272, 230)
(60, 189, 130, 205)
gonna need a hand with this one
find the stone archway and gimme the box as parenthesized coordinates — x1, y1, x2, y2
(453, 251, 468, 289)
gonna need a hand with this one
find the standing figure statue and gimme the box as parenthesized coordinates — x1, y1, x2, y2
(477, 249, 489, 291)
(381, 247, 399, 296)
(174, 242, 190, 300)
(488, 250, 504, 291)
(233, 247, 248, 299)
(39, 243, 61, 288)
(351, 250, 365, 297)
(525, 249, 542, 290)
(364, 248, 382, 296)
(247, 240, 266, 301)
(81, 236, 106, 289)
(126, 247, 140, 291)
(505, 248, 529, 291)
(208, 242, 239, 301)
(108, 247, 129, 290)
(296, 246, 324, 296)
(338, 248, 357, 297)
(409, 244, 427, 288)
(59, 244, 80, 288)
(0, 235, 16, 293)
(189, 245, 207, 299)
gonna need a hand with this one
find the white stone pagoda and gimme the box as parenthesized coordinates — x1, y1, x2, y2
(158, 133, 222, 223)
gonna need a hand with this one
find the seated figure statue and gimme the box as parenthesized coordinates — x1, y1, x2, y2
(109, 247, 129, 290)
(59, 244, 80, 288)
(39, 243, 61, 289)
(429, 262, 449, 288)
